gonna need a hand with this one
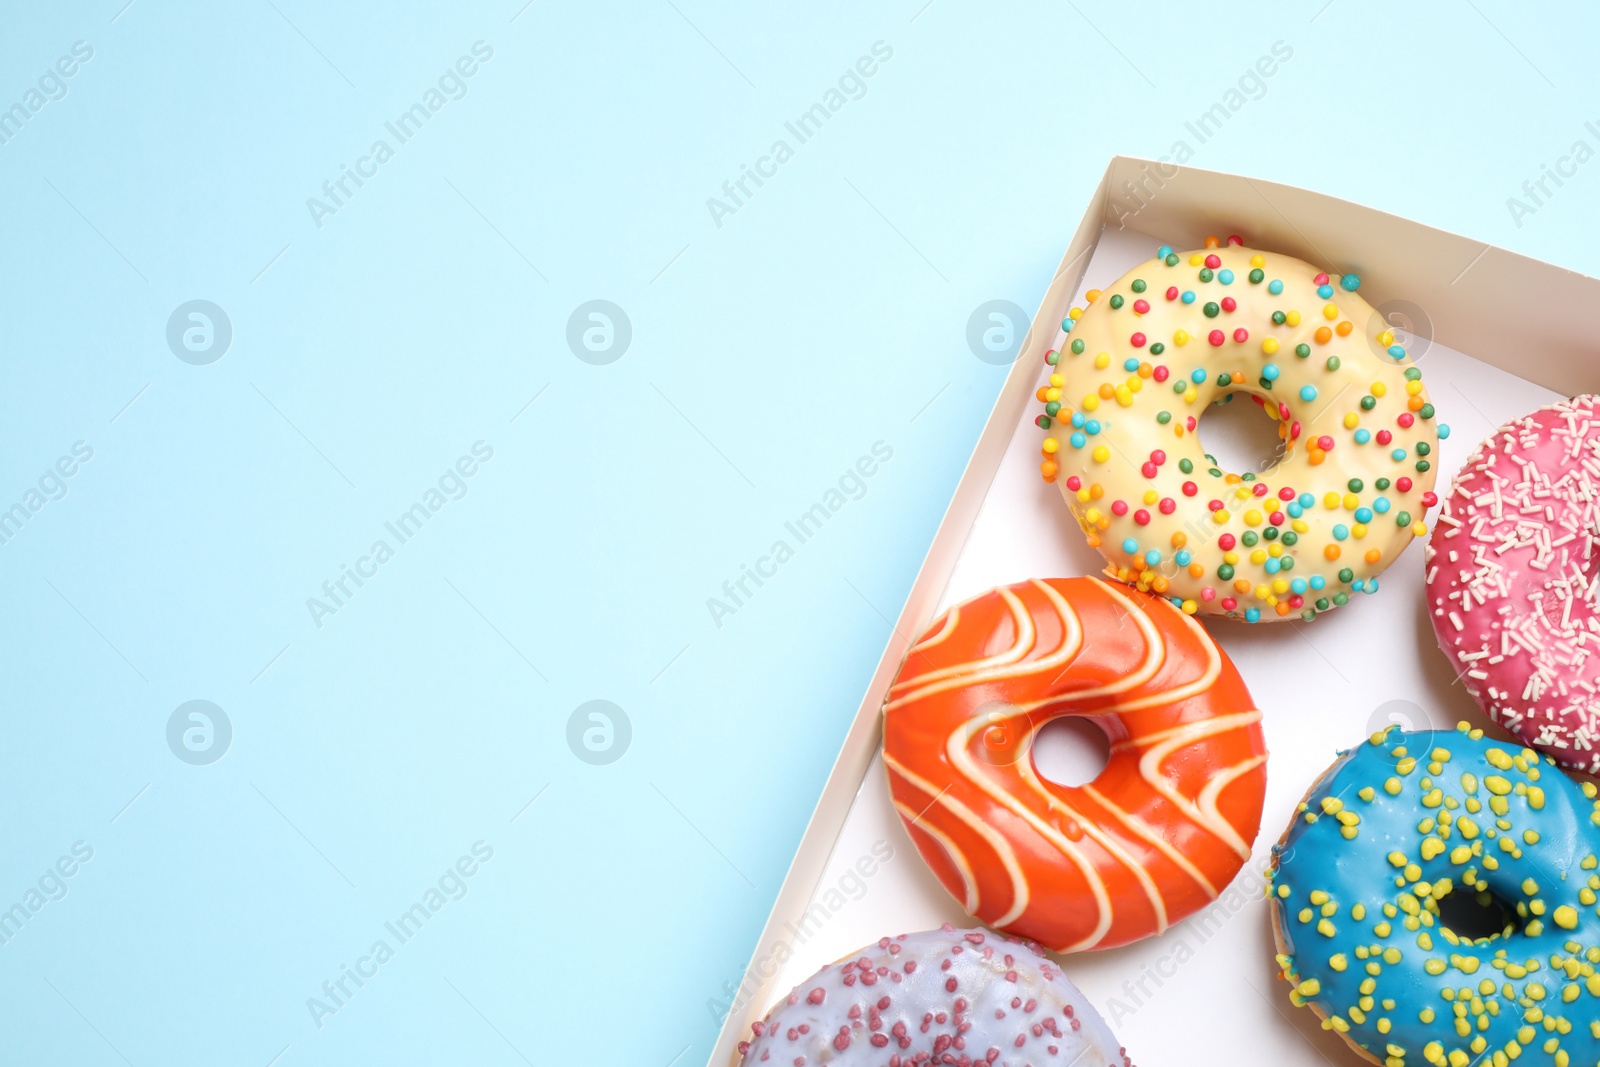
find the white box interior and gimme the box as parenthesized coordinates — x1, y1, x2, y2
(734, 226, 1563, 1065)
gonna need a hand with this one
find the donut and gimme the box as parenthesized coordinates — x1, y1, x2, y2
(1426, 394, 1600, 773)
(882, 576, 1268, 952)
(734, 925, 1134, 1067)
(1267, 722, 1600, 1067)
(1034, 235, 1448, 622)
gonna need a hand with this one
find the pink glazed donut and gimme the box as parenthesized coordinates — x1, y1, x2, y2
(735, 925, 1132, 1067)
(1425, 394, 1600, 772)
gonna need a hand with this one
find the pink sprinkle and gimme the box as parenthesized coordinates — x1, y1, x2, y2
(1152, 365, 1170, 382)
(1133, 299, 1150, 314)
(1130, 332, 1147, 347)
(1221, 297, 1237, 313)
(1207, 329, 1225, 346)
(1165, 286, 1179, 301)
(1204, 254, 1221, 269)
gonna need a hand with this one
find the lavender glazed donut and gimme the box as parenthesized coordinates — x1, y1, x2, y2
(1426, 395, 1600, 772)
(735, 925, 1132, 1067)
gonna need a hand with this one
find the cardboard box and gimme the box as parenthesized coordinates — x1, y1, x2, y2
(707, 157, 1600, 1066)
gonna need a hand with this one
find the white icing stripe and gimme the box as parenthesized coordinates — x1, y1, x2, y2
(883, 751, 1031, 925)
(1014, 750, 1171, 934)
(886, 583, 1083, 711)
(909, 606, 959, 654)
(1196, 753, 1269, 846)
(1011, 581, 1166, 714)
(947, 716, 1113, 951)
(887, 588, 1038, 702)
(1109, 606, 1221, 713)
(1136, 711, 1264, 858)
(1081, 782, 1219, 897)
(891, 799, 978, 912)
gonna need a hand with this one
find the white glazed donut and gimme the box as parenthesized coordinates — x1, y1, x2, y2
(1036, 236, 1446, 623)
(735, 925, 1132, 1066)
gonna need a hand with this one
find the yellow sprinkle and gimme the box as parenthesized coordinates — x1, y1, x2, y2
(1330, 954, 1348, 972)
(1554, 905, 1579, 930)
(1484, 775, 1512, 796)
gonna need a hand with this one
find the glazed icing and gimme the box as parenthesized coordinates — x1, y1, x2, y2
(1269, 723, 1600, 1067)
(882, 577, 1267, 952)
(1037, 236, 1447, 622)
(1426, 394, 1600, 773)
(735, 926, 1132, 1067)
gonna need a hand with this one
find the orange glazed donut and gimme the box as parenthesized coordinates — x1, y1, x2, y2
(882, 576, 1268, 952)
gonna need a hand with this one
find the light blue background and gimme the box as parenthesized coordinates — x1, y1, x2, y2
(1, 1, 1597, 1063)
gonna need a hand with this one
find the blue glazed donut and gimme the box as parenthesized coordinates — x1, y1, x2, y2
(1268, 723, 1600, 1067)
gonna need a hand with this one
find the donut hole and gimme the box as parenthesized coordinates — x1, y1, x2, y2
(1197, 391, 1288, 478)
(1031, 717, 1111, 787)
(1434, 886, 1517, 944)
